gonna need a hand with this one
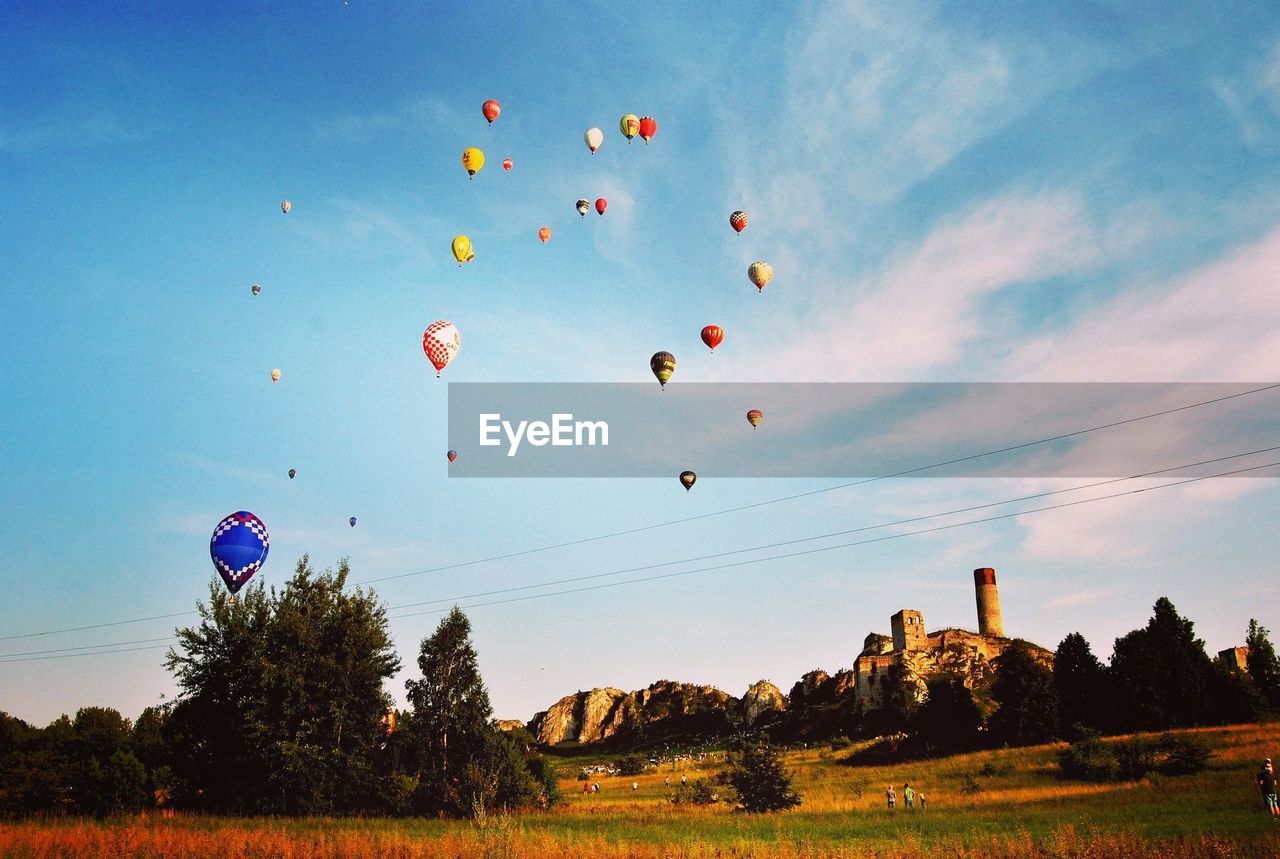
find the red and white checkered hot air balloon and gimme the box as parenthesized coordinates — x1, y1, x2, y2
(422, 320, 461, 378)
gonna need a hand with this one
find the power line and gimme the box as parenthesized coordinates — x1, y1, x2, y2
(3, 382, 1276, 644)
(0, 636, 175, 659)
(381, 445, 1280, 612)
(386, 457, 1280, 620)
(0, 643, 175, 664)
(7, 449, 1275, 663)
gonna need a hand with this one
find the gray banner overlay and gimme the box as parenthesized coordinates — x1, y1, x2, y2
(445, 383, 1280, 478)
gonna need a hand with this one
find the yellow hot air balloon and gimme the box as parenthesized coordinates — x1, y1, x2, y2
(619, 114, 640, 142)
(461, 147, 485, 178)
(271, 368, 282, 383)
(452, 235, 474, 266)
(748, 261, 773, 293)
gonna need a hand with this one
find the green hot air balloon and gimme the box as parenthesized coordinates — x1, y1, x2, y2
(650, 351, 676, 390)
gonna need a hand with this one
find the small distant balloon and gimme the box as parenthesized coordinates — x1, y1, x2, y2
(595, 198, 607, 216)
(730, 211, 748, 234)
(584, 127, 604, 153)
(748, 261, 773, 293)
(452, 235, 475, 266)
(210, 511, 269, 595)
(447, 449, 458, 463)
(576, 199, 590, 218)
(747, 409, 763, 429)
(271, 368, 282, 383)
(281, 200, 291, 214)
(461, 147, 485, 178)
(482, 99, 501, 124)
(502, 157, 513, 172)
(638, 116, 657, 144)
(349, 517, 357, 528)
(650, 351, 676, 389)
(538, 226, 551, 243)
(701, 325, 724, 352)
(288, 468, 296, 479)
(619, 114, 640, 142)
(679, 471, 697, 491)
(251, 283, 261, 296)
(423, 320, 461, 378)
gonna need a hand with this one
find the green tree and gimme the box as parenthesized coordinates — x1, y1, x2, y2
(1053, 632, 1108, 735)
(724, 740, 801, 813)
(1108, 597, 1218, 730)
(165, 556, 401, 814)
(1245, 620, 1280, 707)
(988, 640, 1058, 746)
(914, 675, 981, 753)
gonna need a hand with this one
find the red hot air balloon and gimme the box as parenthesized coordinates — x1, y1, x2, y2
(503, 158, 513, 172)
(447, 449, 458, 463)
(700, 325, 724, 352)
(482, 99, 501, 124)
(638, 116, 657, 143)
(747, 409, 763, 429)
(730, 211, 748, 234)
(595, 198, 607, 216)
(538, 226, 551, 243)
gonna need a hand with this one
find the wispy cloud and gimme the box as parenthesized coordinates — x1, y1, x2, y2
(1212, 38, 1280, 151)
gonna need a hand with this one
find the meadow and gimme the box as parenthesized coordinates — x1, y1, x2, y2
(2, 722, 1277, 858)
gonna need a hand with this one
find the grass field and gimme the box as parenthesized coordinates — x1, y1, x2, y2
(3, 722, 1278, 857)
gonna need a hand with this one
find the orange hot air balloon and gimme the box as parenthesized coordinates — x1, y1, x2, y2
(700, 325, 724, 352)
(482, 100, 501, 124)
(638, 116, 657, 143)
(595, 198, 607, 216)
(538, 226, 551, 243)
(746, 409, 763, 429)
(502, 157, 513, 172)
(730, 211, 748, 234)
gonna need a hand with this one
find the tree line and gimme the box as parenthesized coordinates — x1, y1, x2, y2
(0, 557, 557, 817)
(856, 596, 1279, 761)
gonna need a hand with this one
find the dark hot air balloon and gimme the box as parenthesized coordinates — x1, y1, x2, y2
(650, 352, 676, 389)
(679, 471, 696, 491)
(349, 516, 358, 528)
(288, 468, 296, 479)
(447, 449, 458, 463)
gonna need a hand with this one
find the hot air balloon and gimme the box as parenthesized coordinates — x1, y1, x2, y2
(502, 157, 513, 172)
(650, 351, 676, 389)
(638, 116, 657, 144)
(271, 369, 282, 383)
(281, 200, 291, 214)
(679, 471, 697, 491)
(210, 511, 269, 595)
(423, 320, 461, 378)
(730, 211, 748, 234)
(619, 114, 640, 142)
(584, 127, 603, 153)
(251, 283, 261, 296)
(538, 226, 551, 243)
(447, 449, 458, 463)
(349, 516, 357, 528)
(576, 199, 590, 217)
(748, 261, 773, 293)
(747, 409, 763, 429)
(288, 468, 296, 479)
(595, 198, 607, 216)
(700, 325, 724, 352)
(482, 99, 501, 124)
(452, 235, 475, 266)
(461, 147, 485, 178)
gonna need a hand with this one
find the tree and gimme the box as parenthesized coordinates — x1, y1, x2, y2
(165, 556, 401, 814)
(1245, 620, 1280, 707)
(988, 640, 1058, 746)
(724, 740, 801, 813)
(1053, 633, 1108, 736)
(913, 675, 982, 753)
(1108, 598, 1217, 730)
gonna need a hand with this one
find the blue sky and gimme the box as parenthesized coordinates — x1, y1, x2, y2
(2, 1, 1279, 725)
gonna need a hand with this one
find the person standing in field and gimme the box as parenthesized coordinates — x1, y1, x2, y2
(681, 774, 687, 786)
(904, 782, 915, 808)
(886, 784, 896, 809)
(919, 792, 927, 810)
(632, 781, 639, 791)
(583, 780, 590, 795)
(1258, 759, 1278, 818)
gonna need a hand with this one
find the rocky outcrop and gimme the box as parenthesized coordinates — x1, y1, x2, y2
(529, 681, 738, 746)
(495, 719, 525, 733)
(742, 680, 787, 725)
(530, 687, 626, 745)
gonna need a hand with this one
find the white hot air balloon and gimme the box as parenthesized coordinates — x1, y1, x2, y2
(584, 127, 604, 153)
(280, 200, 291, 214)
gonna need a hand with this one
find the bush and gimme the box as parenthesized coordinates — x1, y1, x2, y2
(1155, 734, 1211, 776)
(724, 741, 801, 813)
(960, 773, 983, 795)
(615, 755, 646, 777)
(1057, 732, 1212, 782)
(1057, 735, 1116, 782)
(829, 735, 852, 750)
(671, 778, 718, 805)
(1112, 738, 1156, 781)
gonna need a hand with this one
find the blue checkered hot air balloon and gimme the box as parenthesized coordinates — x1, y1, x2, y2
(210, 511, 269, 594)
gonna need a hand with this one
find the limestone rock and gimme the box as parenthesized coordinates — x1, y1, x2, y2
(742, 679, 787, 725)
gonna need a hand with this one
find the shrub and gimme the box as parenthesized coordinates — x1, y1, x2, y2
(1155, 734, 1211, 776)
(961, 773, 983, 795)
(829, 735, 852, 750)
(1058, 732, 1211, 782)
(724, 741, 801, 813)
(1057, 735, 1116, 782)
(1112, 738, 1157, 781)
(671, 778, 718, 805)
(615, 755, 646, 777)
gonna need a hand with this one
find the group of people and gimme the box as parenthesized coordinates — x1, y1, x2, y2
(885, 782, 926, 810)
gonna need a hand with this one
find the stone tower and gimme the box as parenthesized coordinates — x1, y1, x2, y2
(890, 609, 926, 652)
(974, 567, 1004, 637)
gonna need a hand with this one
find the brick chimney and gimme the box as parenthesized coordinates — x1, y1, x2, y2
(974, 567, 1004, 637)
